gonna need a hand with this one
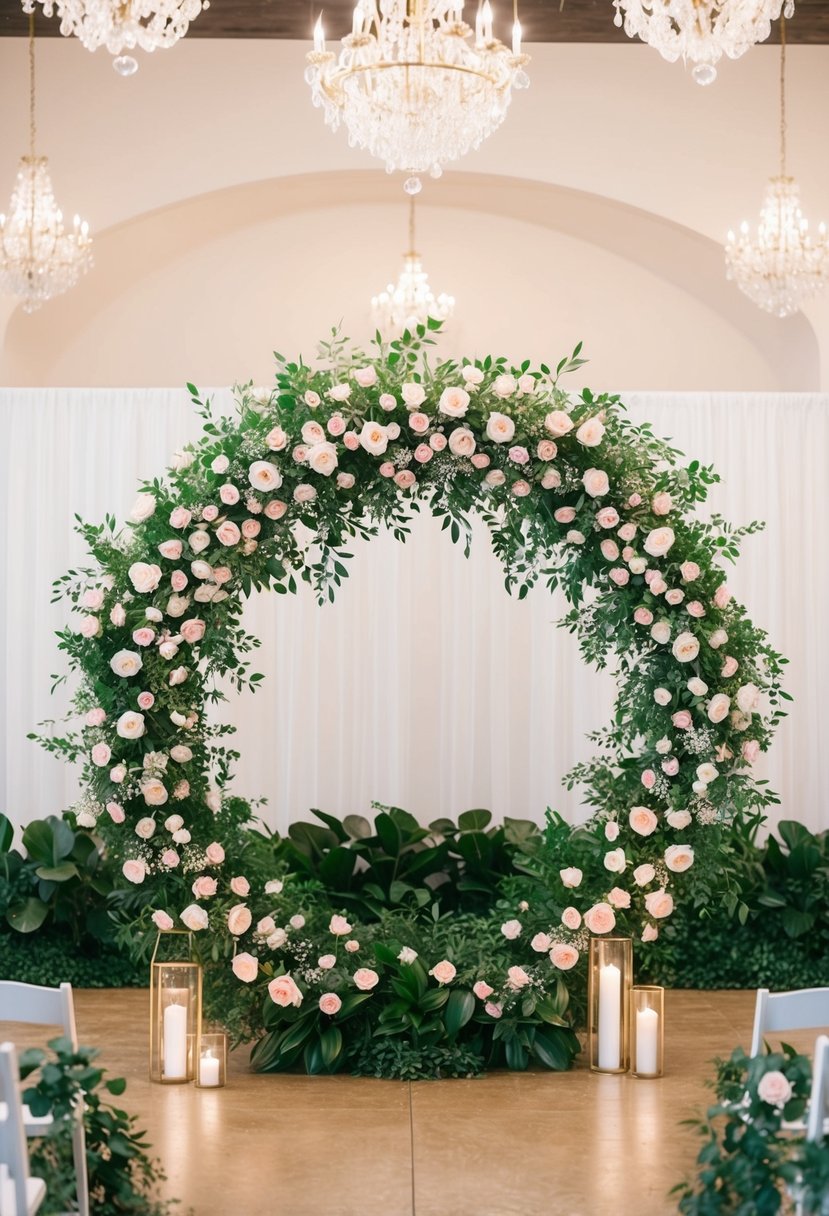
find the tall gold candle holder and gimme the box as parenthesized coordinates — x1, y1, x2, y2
(631, 985, 664, 1078)
(149, 930, 202, 1084)
(587, 936, 633, 1073)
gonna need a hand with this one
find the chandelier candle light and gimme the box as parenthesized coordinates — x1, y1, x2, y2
(371, 194, 455, 338)
(613, 0, 794, 85)
(0, 14, 92, 312)
(306, 0, 530, 193)
(725, 16, 828, 318)
(22, 0, 209, 75)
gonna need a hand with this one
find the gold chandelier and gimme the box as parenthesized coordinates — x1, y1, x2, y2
(0, 15, 93, 313)
(306, 0, 530, 193)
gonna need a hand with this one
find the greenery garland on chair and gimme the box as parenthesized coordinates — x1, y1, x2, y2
(36, 323, 787, 1074)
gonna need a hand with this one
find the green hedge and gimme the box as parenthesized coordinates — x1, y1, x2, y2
(0, 931, 145, 989)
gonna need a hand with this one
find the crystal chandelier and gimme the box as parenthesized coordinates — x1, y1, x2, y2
(22, 0, 209, 76)
(371, 195, 455, 337)
(0, 15, 92, 313)
(305, 0, 530, 193)
(613, 0, 795, 85)
(725, 17, 828, 317)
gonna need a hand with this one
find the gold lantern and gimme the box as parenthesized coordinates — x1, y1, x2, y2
(631, 985, 665, 1079)
(587, 936, 633, 1073)
(195, 1029, 228, 1089)
(149, 930, 202, 1084)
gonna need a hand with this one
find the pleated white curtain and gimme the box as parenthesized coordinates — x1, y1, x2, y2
(1, 387, 826, 837)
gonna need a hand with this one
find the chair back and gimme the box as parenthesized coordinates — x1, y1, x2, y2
(0, 1041, 32, 1216)
(750, 987, 829, 1057)
(0, 983, 77, 1050)
(807, 1033, 829, 1143)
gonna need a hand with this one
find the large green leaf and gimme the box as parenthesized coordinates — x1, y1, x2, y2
(34, 862, 79, 883)
(23, 817, 74, 867)
(0, 813, 14, 853)
(343, 814, 372, 839)
(310, 808, 349, 842)
(444, 989, 475, 1037)
(319, 1026, 343, 1068)
(457, 809, 492, 832)
(532, 1027, 576, 1071)
(374, 812, 404, 857)
(287, 821, 339, 860)
(781, 907, 816, 938)
(504, 1035, 529, 1071)
(456, 831, 492, 869)
(6, 898, 49, 933)
(318, 846, 357, 890)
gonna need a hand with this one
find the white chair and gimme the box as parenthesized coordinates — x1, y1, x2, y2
(750, 987, 829, 1057)
(807, 1034, 829, 1143)
(0, 983, 89, 1216)
(0, 1042, 46, 1216)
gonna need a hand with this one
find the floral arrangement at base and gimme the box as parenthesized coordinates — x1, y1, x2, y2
(36, 322, 786, 1073)
(675, 1045, 829, 1216)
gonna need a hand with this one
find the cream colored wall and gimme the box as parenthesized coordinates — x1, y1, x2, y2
(0, 37, 827, 387)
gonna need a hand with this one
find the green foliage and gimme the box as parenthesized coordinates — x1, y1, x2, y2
(0, 813, 115, 945)
(351, 1038, 485, 1080)
(674, 1045, 827, 1216)
(19, 1037, 175, 1216)
(0, 930, 145, 987)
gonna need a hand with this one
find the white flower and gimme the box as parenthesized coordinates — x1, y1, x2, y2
(603, 847, 627, 873)
(359, 420, 389, 456)
(500, 919, 522, 939)
(116, 711, 145, 740)
(402, 383, 426, 408)
(135, 817, 156, 839)
(736, 683, 760, 715)
(673, 631, 700, 663)
(128, 562, 162, 594)
(485, 412, 515, 444)
(462, 365, 484, 386)
(249, 461, 283, 492)
(211, 455, 229, 474)
(306, 442, 338, 477)
(129, 493, 156, 523)
(398, 947, 418, 964)
(666, 809, 692, 829)
(655, 737, 672, 755)
(651, 620, 671, 645)
(664, 844, 694, 872)
(267, 928, 288, 949)
(439, 386, 470, 417)
(575, 417, 605, 447)
(687, 677, 708, 696)
(166, 595, 189, 618)
(189, 530, 211, 554)
(110, 649, 143, 679)
(181, 904, 209, 931)
(653, 687, 672, 706)
(493, 374, 517, 398)
(709, 628, 729, 650)
(448, 428, 476, 457)
(643, 527, 675, 558)
(696, 762, 719, 784)
(707, 694, 731, 723)
(164, 814, 184, 832)
(265, 879, 284, 895)
(582, 468, 610, 498)
(171, 449, 195, 472)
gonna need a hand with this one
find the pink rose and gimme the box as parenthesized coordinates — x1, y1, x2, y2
(531, 932, 552, 952)
(192, 876, 218, 899)
(601, 539, 620, 561)
(409, 412, 430, 434)
(642, 924, 659, 943)
(634, 863, 656, 886)
(395, 470, 416, 490)
(507, 966, 530, 989)
(707, 693, 731, 724)
(541, 469, 561, 490)
(216, 520, 241, 547)
(241, 519, 261, 539)
(629, 806, 658, 836)
(379, 393, 397, 411)
(582, 468, 610, 498)
(714, 584, 731, 609)
(544, 410, 574, 437)
(471, 453, 490, 469)
(665, 844, 694, 873)
(617, 523, 637, 542)
(227, 904, 252, 936)
(687, 601, 706, 618)
(644, 889, 674, 919)
(508, 445, 529, 465)
(353, 968, 380, 991)
(91, 743, 111, 767)
(609, 568, 630, 587)
(232, 952, 259, 983)
(205, 842, 225, 865)
(537, 439, 557, 461)
(219, 483, 240, 506)
(106, 802, 125, 823)
(634, 607, 654, 626)
(473, 980, 493, 1000)
(354, 365, 377, 388)
(650, 577, 668, 597)
(161, 849, 179, 868)
(266, 426, 288, 451)
(345, 940, 360, 953)
(554, 507, 576, 524)
(122, 858, 147, 885)
(680, 561, 701, 582)
(672, 710, 692, 730)
(319, 992, 343, 1015)
(169, 507, 192, 530)
(511, 480, 531, 498)
(343, 432, 360, 451)
(230, 876, 250, 897)
(641, 769, 656, 790)
(549, 943, 580, 970)
(264, 500, 288, 520)
(414, 444, 433, 464)
(560, 867, 582, 889)
(628, 493, 642, 507)
(172, 780, 189, 800)
(170, 570, 188, 592)
(742, 740, 760, 764)
(485, 1002, 503, 1019)
(721, 656, 739, 678)
(180, 618, 206, 645)
(757, 1069, 793, 1108)
(329, 915, 352, 936)
(293, 484, 317, 503)
(327, 414, 346, 437)
(202, 505, 220, 522)
(304, 391, 321, 409)
(583, 902, 616, 934)
(652, 492, 672, 516)
(379, 462, 395, 478)
(86, 708, 106, 727)
(665, 589, 684, 606)
(429, 960, 457, 985)
(268, 974, 303, 1007)
(607, 887, 631, 909)
(501, 919, 522, 940)
(597, 507, 620, 530)
(485, 470, 506, 487)
(576, 417, 605, 447)
(561, 906, 582, 930)
(152, 909, 174, 931)
(132, 627, 155, 647)
(430, 432, 448, 451)
(158, 539, 183, 561)
(110, 764, 126, 783)
(662, 757, 679, 776)
(337, 472, 356, 490)
(168, 666, 188, 687)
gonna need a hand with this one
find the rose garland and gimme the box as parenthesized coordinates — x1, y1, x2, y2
(43, 326, 786, 1048)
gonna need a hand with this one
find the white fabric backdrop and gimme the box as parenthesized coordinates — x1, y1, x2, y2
(1, 388, 826, 837)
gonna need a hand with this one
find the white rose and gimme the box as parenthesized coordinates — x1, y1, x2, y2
(485, 412, 515, 444)
(493, 374, 517, 398)
(164, 814, 184, 832)
(264, 879, 284, 895)
(666, 809, 692, 830)
(439, 386, 470, 418)
(707, 694, 731, 723)
(249, 461, 283, 492)
(130, 493, 156, 523)
(116, 711, 145, 740)
(672, 631, 700, 663)
(688, 677, 708, 696)
(401, 383, 426, 408)
(696, 762, 719, 784)
(629, 557, 647, 574)
(709, 629, 729, 650)
(653, 687, 672, 706)
(211, 455, 229, 474)
(189, 530, 211, 554)
(170, 746, 192, 763)
(655, 737, 672, 754)
(359, 420, 389, 456)
(398, 947, 418, 964)
(651, 620, 671, 645)
(135, 816, 156, 839)
(171, 449, 195, 472)
(664, 844, 694, 873)
(575, 417, 605, 447)
(267, 928, 288, 949)
(110, 649, 143, 679)
(582, 468, 610, 498)
(643, 527, 675, 558)
(603, 848, 627, 873)
(190, 560, 213, 581)
(172, 828, 191, 844)
(736, 683, 760, 715)
(448, 428, 476, 457)
(500, 919, 522, 939)
(181, 904, 209, 932)
(307, 442, 339, 477)
(128, 562, 162, 594)
(544, 410, 574, 437)
(462, 365, 484, 386)
(166, 595, 190, 618)
(141, 777, 168, 806)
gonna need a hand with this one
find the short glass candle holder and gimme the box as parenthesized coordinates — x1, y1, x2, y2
(631, 986, 664, 1078)
(587, 936, 633, 1073)
(149, 930, 202, 1084)
(195, 1031, 227, 1089)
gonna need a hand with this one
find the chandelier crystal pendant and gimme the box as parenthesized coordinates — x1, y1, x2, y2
(371, 195, 455, 338)
(306, 0, 530, 193)
(22, 0, 210, 76)
(613, 0, 795, 85)
(0, 15, 92, 313)
(725, 16, 828, 318)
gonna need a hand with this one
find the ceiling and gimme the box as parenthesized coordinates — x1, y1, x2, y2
(1, 0, 828, 42)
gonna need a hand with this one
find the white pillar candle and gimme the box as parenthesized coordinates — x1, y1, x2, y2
(636, 1006, 660, 1076)
(198, 1051, 220, 1087)
(597, 962, 621, 1071)
(162, 997, 188, 1080)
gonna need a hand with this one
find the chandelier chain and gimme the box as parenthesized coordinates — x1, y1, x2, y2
(779, 13, 786, 177)
(28, 12, 36, 161)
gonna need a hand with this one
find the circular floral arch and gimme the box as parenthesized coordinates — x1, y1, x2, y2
(48, 326, 785, 1066)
